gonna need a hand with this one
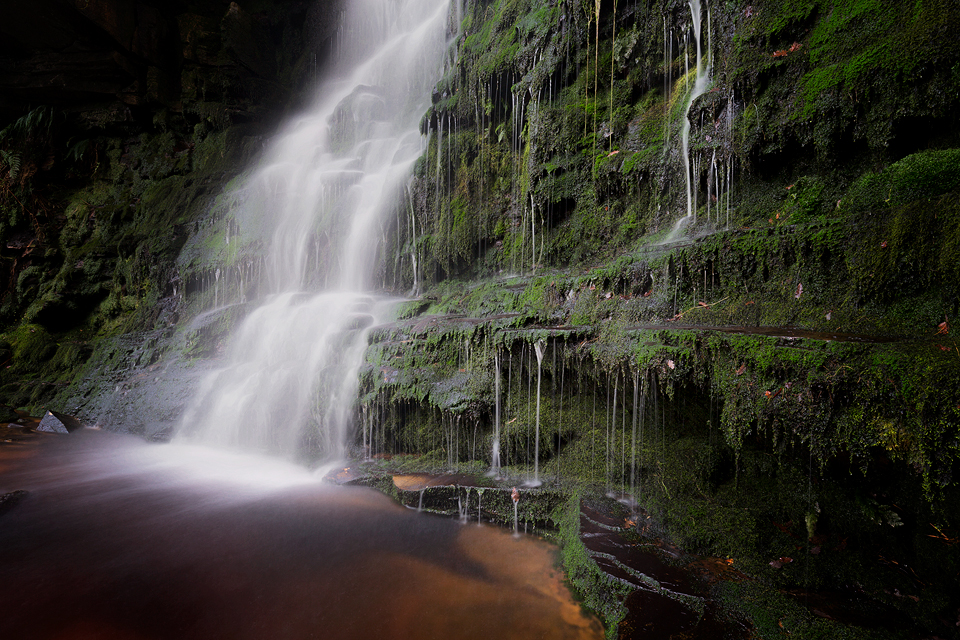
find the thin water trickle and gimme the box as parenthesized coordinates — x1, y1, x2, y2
(529, 340, 546, 487)
(178, 0, 452, 462)
(490, 351, 502, 476)
(679, 0, 711, 228)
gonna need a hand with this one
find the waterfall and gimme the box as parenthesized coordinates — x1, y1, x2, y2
(530, 340, 546, 486)
(177, 0, 452, 463)
(490, 351, 502, 476)
(680, 0, 711, 225)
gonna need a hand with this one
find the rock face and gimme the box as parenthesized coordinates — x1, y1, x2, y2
(1, 1, 959, 637)
(0, 1, 344, 122)
(0, 0, 343, 415)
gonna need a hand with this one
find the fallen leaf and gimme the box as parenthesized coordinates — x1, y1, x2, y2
(789, 42, 802, 52)
(938, 344, 952, 352)
(786, 184, 794, 190)
(881, 240, 888, 248)
(698, 301, 709, 307)
(826, 311, 832, 321)
(642, 290, 652, 297)
(772, 520, 794, 534)
(795, 282, 803, 299)
(667, 359, 676, 370)
(769, 560, 783, 569)
(736, 363, 746, 376)
(745, 300, 755, 305)
(779, 556, 794, 563)
(937, 319, 949, 335)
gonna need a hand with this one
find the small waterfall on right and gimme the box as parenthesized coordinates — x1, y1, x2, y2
(676, 0, 711, 233)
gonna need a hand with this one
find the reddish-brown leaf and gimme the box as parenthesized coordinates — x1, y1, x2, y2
(772, 520, 795, 535)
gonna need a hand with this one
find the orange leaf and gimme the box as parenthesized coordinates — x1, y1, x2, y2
(736, 364, 746, 376)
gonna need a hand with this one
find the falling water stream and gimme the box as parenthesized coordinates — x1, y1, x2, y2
(179, 0, 452, 463)
(678, 0, 711, 229)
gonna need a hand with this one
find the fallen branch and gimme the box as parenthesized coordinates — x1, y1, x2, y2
(665, 296, 729, 322)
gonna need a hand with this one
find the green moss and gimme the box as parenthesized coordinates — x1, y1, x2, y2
(555, 492, 629, 638)
(844, 148, 960, 212)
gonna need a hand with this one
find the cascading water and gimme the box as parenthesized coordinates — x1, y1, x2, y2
(677, 0, 711, 230)
(490, 351, 502, 476)
(530, 339, 546, 486)
(178, 0, 452, 463)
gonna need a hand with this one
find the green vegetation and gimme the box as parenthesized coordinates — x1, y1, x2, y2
(2, 0, 960, 637)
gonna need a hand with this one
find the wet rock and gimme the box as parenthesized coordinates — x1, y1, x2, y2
(0, 404, 19, 423)
(0, 490, 28, 516)
(36, 410, 85, 434)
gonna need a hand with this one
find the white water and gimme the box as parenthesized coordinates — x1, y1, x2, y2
(679, 0, 711, 226)
(529, 340, 546, 487)
(178, 0, 452, 461)
(490, 351, 502, 475)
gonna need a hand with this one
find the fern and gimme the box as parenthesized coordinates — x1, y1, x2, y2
(0, 106, 58, 147)
(0, 149, 21, 180)
(65, 138, 90, 165)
